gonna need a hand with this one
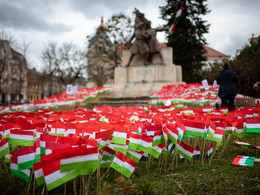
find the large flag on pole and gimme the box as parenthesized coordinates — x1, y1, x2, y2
(169, 0, 185, 34)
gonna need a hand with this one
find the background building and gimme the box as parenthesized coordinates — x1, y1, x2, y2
(0, 40, 27, 104)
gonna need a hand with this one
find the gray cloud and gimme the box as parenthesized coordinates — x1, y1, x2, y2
(0, 1, 70, 32)
(68, 0, 149, 19)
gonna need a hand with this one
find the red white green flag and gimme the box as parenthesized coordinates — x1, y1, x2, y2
(10, 154, 30, 183)
(17, 145, 35, 170)
(169, 0, 185, 34)
(10, 129, 34, 146)
(231, 155, 254, 167)
(111, 127, 128, 145)
(128, 133, 140, 151)
(110, 151, 137, 178)
(126, 150, 144, 163)
(176, 141, 194, 161)
(100, 146, 116, 168)
(0, 138, 9, 158)
(207, 143, 213, 158)
(42, 153, 80, 191)
(60, 146, 99, 172)
(246, 118, 260, 134)
(33, 161, 45, 186)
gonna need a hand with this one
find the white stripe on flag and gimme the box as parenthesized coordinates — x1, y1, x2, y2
(185, 127, 206, 133)
(177, 145, 193, 157)
(10, 134, 33, 141)
(139, 140, 152, 148)
(123, 161, 135, 173)
(113, 132, 127, 138)
(0, 142, 8, 151)
(129, 138, 139, 144)
(45, 170, 75, 185)
(10, 163, 18, 170)
(113, 157, 123, 166)
(18, 152, 36, 164)
(34, 169, 43, 178)
(60, 153, 98, 165)
(246, 124, 260, 128)
(127, 150, 142, 159)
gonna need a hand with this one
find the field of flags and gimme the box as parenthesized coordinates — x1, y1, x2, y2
(149, 84, 259, 107)
(0, 84, 260, 192)
(0, 87, 111, 113)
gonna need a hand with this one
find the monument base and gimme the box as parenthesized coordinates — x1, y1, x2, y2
(110, 47, 185, 97)
(110, 81, 184, 97)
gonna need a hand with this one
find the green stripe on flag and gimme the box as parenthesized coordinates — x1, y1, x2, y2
(18, 159, 35, 170)
(0, 146, 9, 158)
(9, 139, 33, 146)
(110, 162, 133, 178)
(111, 137, 126, 145)
(36, 176, 45, 186)
(46, 171, 80, 191)
(60, 160, 99, 172)
(10, 170, 30, 183)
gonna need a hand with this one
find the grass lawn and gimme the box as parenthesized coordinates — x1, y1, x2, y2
(0, 136, 259, 195)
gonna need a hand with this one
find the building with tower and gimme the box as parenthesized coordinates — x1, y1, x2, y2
(86, 17, 120, 87)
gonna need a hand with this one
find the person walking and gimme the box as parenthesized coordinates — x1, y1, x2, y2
(216, 61, 238, 111)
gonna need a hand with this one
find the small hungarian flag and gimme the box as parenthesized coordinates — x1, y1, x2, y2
(231, 156, 255, 167)
(128, 133, 140, 151)
(193, 146, 200, 160)
(17, 145, 36, 170)
(246, 118, 260, 133)
(137, 134, 153, 154)
(150, 143, 165, 159)
(176, 141, 194, 161)
(100, 146, 116, 168)
(111, 127, 127, 145)
(182, 119, 207, 138)
(10, 154, 31, 183)
(234, 141, 251, 146)
(60, 146, 99, 172)
(10, 129, 34, 146)
(110, 151, 137, 178)
(166, 124, 178, 144)
(42, 153, 80, 191)
(126, 150, 144, 163)
(152, 130, 163, 146)
(0, 138, 9, 158)
(33, 161, 45, 186)
(207, 143, 213, 158)
(169, 0, 185, 34)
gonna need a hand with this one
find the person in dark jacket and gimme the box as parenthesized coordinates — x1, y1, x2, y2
(216, 61, 238, 111)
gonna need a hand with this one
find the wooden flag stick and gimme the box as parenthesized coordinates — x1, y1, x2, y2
(33, 174, 36, 195)
(64, 182, 66, 195)
(27, 169, 34, 195)
(208, 142, 218, 165)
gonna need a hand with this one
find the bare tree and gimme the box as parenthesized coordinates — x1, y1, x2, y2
(41, 42, 87, 95)
(87, 53, 116, 87)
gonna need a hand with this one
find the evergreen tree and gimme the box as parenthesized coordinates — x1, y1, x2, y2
(160, 0, 210, 83)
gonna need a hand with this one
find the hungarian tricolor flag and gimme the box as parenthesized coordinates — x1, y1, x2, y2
(169, 0, 185, 34)
(41, 153, 80, 191)
(231, 156, 255, 167)
(60, 146, 99, 172)
(110, 151, 137, 178)
(176, 141, 194, 161)
(17, 145, 36, 170)
(0, 138, 9, 158)
(246, 118, 260, 134)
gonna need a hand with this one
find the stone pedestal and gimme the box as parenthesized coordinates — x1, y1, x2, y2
(111, 47, 184, 97)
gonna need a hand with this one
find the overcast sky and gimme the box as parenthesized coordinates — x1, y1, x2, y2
(1, 0, 260, 70)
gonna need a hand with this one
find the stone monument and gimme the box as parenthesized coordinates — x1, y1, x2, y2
(112, 9, 184, 97)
